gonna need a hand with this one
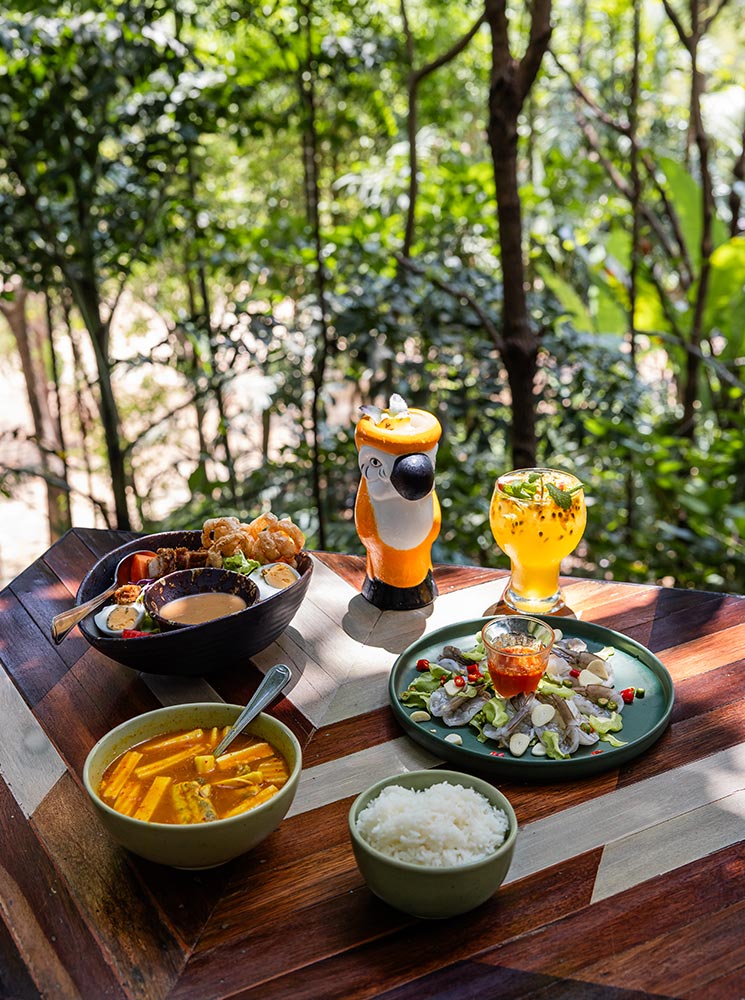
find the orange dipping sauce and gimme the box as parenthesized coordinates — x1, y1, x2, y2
(486, 643, 548, 699)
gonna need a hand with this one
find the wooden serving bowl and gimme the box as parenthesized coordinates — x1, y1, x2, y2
(76, 531, 313, 676)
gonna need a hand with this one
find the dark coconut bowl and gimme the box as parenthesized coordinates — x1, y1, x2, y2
(76, 531, 313, 676)
(144, 568, 260, 632)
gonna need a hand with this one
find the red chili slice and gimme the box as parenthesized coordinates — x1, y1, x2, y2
(122, 629, 149, 639)
(416, 658, 430, 672)
(569, 668, 581, 678)
(620, 687, 635, 704)
(453, 675, 466, 688)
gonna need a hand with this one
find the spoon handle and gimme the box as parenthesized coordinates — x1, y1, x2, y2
(213, 663, 292, 758)
(50, 584, 118, 645)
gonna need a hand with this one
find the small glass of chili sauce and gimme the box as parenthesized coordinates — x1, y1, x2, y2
(481, 616, 555, 699)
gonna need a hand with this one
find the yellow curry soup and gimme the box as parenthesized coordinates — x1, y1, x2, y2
(98, 726, 290, 824)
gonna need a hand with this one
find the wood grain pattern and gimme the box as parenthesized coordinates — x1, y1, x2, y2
(0, 528, 743, 1000)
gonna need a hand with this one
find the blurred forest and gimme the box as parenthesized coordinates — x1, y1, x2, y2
(1, 0, 744, 591)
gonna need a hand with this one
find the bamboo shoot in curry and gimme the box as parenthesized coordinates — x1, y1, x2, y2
(98, 726, 290, 824)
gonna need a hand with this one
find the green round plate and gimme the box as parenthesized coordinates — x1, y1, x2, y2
(388, 616, 675, 780)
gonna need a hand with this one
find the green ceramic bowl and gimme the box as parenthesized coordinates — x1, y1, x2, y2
(83, 702, 302, 869)
(348, 769, 517, 919)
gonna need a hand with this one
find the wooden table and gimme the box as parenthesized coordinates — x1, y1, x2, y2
(1, 527, 744, 1000)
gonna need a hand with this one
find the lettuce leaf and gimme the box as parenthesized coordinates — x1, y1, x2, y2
(588, 711, 623, 734)
(223, 551, 261, 575)
(469, 696, 509, 742)
(538, 677, 574, 699)
(400, 666, 451, 708)
(459, 636, 486, 661)
(598, 732, 627, 747)
(540, 730, 570, 760)
(588, 712, 626, 747)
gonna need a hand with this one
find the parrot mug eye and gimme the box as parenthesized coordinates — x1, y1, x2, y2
(370, 457, 382, 468)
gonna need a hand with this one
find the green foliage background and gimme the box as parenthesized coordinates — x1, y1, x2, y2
(1, 0, 744, 591)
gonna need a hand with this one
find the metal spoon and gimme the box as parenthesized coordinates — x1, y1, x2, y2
(50, 549, 154, 646)
(213, 663, 292, 758)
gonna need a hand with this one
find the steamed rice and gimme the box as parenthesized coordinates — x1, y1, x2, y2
(355, 781, 509, 866)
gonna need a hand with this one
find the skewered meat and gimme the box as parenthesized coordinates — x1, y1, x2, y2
(147, 547, 210, 577)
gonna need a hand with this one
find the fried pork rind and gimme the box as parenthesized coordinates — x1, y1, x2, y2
(114, 584, 142, 605)
(202, 512, 305, 568)
(243, 513, 305, 565)
(201, 516, 241, 550)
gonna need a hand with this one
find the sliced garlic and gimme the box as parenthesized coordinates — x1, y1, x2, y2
(579, 667, 606, 687)
(530, 703, 556, 727)
(552, 628, 563, 641)
(509, 732, 531, 757)
(531, 742, 547, 757)
(444, 733, 463, 745)
(443, 679, 461, 696)
(585, 657, 608, 680)
(410, 710, 431, 723)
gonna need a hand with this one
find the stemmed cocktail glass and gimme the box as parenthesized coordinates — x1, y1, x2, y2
(490, 468, 586, 614)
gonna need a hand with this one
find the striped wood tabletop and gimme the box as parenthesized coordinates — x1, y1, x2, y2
(0, 527, 743, 1000)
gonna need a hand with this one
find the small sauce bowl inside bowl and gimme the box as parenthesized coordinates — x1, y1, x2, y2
(144, 568, 259, 632)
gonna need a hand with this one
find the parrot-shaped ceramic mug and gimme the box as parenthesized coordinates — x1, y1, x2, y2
(354, 402, 441, 610)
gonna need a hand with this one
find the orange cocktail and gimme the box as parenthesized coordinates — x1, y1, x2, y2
(490, 468, 586, 614)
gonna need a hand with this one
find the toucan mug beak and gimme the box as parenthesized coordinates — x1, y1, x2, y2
(390, 453, 435, 501)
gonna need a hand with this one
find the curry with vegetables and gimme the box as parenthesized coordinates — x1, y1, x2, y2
(98, 726, 290, 823)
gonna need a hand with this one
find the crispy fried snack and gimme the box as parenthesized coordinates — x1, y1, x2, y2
(114, 584, 143, 605)
(201, 512, 305, 568)
(201, 516, 241, 550)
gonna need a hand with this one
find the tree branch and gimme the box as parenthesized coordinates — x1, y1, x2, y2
(517, 0, 553, 101)
(640, 154, 694, 287)
(575, 110, 685, 269)
(661, 0, 691, 48)
(412, 13, 486, 86)
(394, 253, 505, 354)
(553, 51, 695, 286)
(702, 0, 731, 34)
(552, 53, 631, 136)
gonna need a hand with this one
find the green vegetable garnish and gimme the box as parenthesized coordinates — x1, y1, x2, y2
(540, 731, 570, 760)
(223, 552, 261, 575)
(588, 712, 623, 734)
(502, 473, 583, 509)
(538, 677, 574, 699)
(545, 481, 583, 510)
(470, 696, 509, 742)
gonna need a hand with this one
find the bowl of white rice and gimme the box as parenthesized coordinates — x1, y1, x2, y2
(348, 769, 517, 919)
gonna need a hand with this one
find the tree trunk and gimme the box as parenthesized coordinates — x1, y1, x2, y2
(298, 0, 331, 549)
(489, 136, 537, 469)
(400, 4, 485, 260)
(662, 0, 725, 439)
(68, 274, 131, 529)
(484, 0, 552, 469)
(0, 279, 72, 541)
(62, 291, 105, 524)
(185, 153, 237, 500)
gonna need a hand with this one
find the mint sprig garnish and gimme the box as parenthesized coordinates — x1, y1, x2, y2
(546, 482, 576, 509)
(502, 480, 539, 501)
(502, 473, 583, 508)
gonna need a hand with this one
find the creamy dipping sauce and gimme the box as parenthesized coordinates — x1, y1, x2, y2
(159, 592, 247, 625)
